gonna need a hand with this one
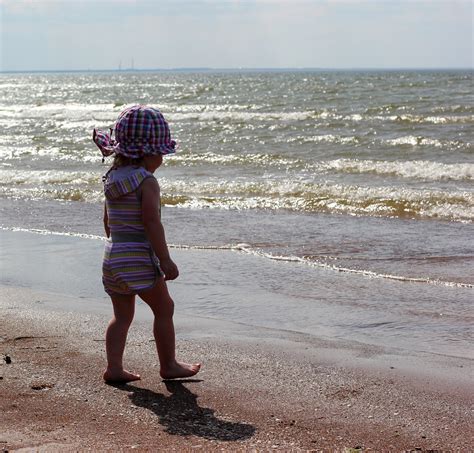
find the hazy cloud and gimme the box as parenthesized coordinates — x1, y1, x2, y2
(1, 0, 472, 70)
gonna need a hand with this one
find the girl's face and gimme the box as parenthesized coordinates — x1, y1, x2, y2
(143, 154, 163, 173)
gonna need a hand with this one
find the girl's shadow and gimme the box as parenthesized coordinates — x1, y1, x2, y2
(113, 380, 256, 441)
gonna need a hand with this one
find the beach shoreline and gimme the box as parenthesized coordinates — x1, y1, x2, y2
(1, 281, 473, 451)
(2, 227, 473, 362)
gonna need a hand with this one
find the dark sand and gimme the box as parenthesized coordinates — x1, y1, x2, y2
(1, 283, 473, 452)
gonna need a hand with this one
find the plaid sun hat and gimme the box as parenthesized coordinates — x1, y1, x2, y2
(93, 105, 176, 159)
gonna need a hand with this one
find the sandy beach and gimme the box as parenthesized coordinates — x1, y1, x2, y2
(1, 232, 473, 451)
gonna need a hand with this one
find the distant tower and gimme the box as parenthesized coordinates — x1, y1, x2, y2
(119, 60, 122, 71)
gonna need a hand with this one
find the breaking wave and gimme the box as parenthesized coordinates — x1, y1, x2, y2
(322, 159, 474, 181)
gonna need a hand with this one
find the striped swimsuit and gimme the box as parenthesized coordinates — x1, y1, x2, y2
(102, 165, 163, 296)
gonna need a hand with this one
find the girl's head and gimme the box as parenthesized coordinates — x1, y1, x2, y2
(93, 105, 176, 166)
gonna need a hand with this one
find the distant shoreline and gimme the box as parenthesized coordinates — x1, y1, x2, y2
(1, 67, 472, 75)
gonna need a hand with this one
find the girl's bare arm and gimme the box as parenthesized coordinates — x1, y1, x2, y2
(103, 202, 110, 238)
(141, 177, 179, 280)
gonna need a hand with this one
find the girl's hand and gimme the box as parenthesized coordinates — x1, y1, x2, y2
(160, 257, 179, 281)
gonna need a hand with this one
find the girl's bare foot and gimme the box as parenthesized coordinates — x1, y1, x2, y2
(103, 368, 141, 383)
(160, 361, 201, 380)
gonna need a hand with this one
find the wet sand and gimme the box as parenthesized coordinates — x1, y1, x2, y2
(1, 281, 473, 451)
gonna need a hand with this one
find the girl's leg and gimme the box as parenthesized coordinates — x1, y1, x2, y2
(139, 277, 201, 379)
(103, 293, 141, 383)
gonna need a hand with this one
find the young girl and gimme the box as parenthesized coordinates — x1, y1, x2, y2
(93, 105, 201, 382)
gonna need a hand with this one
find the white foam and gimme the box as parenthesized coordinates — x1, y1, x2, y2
(170, 151, 299, 168)
(0, 143, 102, 162)
(159, 178, 474, 223)
(383, 135, 467, 149)
(0, 102, 116, 115)
(234, 245, 474, 289)
(0, 226, 105, 241)
(324, 159, 474, 181)
(0, 185, 103, 203)
(1, 166, 472, 222)
(167, 110, 317, 122)
(0, 169, 101, 185)
(396, 114, 473, 124)
(289, 134, 360, 145)
(3, 226, 471, 288)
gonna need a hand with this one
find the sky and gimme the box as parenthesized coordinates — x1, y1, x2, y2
(0, 0, 472, 71)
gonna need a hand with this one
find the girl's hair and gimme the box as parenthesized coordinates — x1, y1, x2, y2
(102, 154, 144, 182)
(111, 154, 144, 168)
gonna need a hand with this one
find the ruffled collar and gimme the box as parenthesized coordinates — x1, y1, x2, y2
(103, 166, 153, 199)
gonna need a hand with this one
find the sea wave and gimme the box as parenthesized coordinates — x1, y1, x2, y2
(323, 159, 474, 181)
(0, 186, 102, 203)
(170, 153, 474, 182)
(431, 105, 474, 114)
(163, 194, 473, 223)
(169, 151, 299, 168)
(167, 110, 318, 122)
(1, 170, 472, 222)
(229, 244, 474, 289)
(168, 110, 474, 125)
(386, 114, 474, 124)
(1, 101, 472, 133)
(0, 168, 102, 202)
(383, 135, 469, 149)
(0, 102, 256, 118)
(0, 169, 101, 185)
(0, 102, 318, 124)
(0, 226, 105, 241)
(159, 179, 474, 222)
(287, 134, 361, 146)
(0, 102, 119, 118)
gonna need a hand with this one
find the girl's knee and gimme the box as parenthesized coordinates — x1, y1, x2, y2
(111, 315, 134, 329)
(153, 296, 174, 318)
(139, 279, 175, 317)
(122, 314, 135, 327)
(167, 297, 175, 316)
(110, 294, 135, 326)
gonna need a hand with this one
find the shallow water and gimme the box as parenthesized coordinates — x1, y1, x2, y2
(1, 229, 473, 359)
(0, 70, 473, 358)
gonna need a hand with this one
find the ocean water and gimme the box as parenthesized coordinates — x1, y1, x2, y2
(0, 70, 473, 358)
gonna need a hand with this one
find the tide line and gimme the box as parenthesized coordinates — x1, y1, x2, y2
(169, 243, 474, 289)
(0, 226, 106, 241)
(2, 227, 472, 289)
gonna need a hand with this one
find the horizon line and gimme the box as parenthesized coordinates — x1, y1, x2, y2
(1, 66, 473, 74)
